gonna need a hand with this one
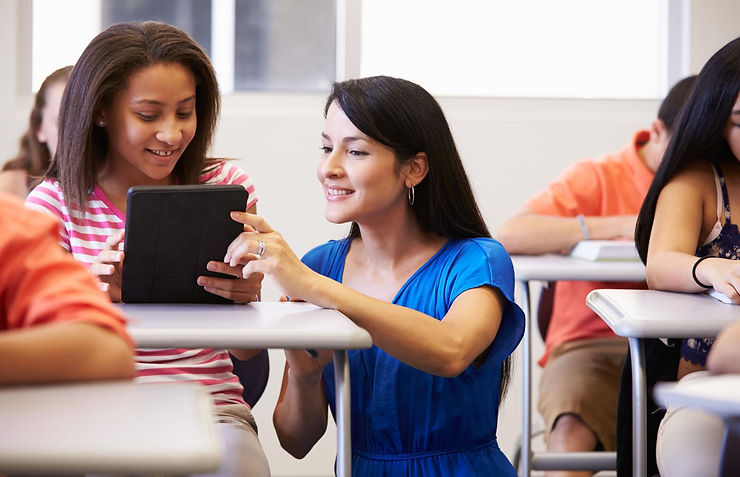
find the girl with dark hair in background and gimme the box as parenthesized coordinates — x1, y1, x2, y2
(0, 65, 72, 197)
(634, 36, 740, 477)
(227, 76, 525, 476)
(25, 21, 269, 477)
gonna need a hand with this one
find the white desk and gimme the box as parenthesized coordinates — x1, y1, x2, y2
(587, 288, 740, 477)
(655, 374, 740, 477)
(0, 380, 220, 475)
(512, 254, 645, 476)
(122, 301, 373, 477)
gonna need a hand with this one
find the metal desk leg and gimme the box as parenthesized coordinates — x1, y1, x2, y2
(333, 350, 352, 477)
(520, 280, 532, 477)
(628, 337, 646, 477)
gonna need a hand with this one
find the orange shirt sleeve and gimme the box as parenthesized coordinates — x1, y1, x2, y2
(0, 194, 133, 347)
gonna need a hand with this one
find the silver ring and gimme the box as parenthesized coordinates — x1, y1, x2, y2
(256, 240, 265, 257)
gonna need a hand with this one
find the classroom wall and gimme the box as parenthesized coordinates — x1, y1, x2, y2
(1, 1, 739, 475)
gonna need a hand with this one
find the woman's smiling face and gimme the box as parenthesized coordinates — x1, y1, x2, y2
(317, 101, 410, 226)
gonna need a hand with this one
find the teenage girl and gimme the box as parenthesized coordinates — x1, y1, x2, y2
(0, 65, 71, 197)
(635, 36, 740, 477)
(26, 22, 269, 477)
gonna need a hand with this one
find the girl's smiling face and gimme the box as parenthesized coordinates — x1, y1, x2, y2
(101, 62, 197, 185)
(317, 101, 411, 226)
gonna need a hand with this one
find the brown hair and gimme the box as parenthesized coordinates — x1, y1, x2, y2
(46, 21, 220, 210)
(3, 65, 72, 188)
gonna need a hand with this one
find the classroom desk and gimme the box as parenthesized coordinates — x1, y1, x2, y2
(511, 254, 646, 476)
(655, 374, 740, 477)
(122, 301, 373, 477)
(586, 288, 740, 477)
(0, 380, 220, 475)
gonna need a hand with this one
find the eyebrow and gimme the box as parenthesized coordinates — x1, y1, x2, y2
(320, 132, 365, 143)
(131, 95, 196, 106)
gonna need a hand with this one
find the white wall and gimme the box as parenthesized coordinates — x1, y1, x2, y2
(2, 1, 739, 475)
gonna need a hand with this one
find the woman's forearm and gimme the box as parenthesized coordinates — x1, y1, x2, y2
(273, 363, 329, 458)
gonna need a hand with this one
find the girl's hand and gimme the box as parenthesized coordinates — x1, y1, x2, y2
(224, 212, 325, 305)
(699, 257, 740, 304)
(198, 261, 264, 303)
(90, 231, 125, 302)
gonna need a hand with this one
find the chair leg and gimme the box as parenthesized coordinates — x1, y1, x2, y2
(719, 418, 740, 477)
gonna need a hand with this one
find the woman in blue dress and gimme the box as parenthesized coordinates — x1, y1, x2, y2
(225, 75, 525, 476)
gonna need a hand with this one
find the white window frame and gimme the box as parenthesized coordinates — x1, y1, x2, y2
(18, 0, 689, 99)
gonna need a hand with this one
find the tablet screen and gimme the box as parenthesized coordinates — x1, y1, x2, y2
(121, 185, 249, 303)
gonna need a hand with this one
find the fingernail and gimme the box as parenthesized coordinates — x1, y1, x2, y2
(197, 278, 205, 285)
(207, 263, 215, 271)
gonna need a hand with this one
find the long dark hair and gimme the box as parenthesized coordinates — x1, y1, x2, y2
(45, 21, 220, 210)
(326, 76, 491, 241)
(324, 76, 514, 396)
(636, 37, 740, 263)
(3, 65, 72, 188)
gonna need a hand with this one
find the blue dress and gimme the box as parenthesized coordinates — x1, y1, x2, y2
(302, 237, 525, 476)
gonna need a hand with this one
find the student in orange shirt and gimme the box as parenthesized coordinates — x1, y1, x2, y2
(0, 192, 134, 384)
(496, 76, 695, 477)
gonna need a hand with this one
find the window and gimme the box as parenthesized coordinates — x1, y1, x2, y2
(32, 0, 682, 98)
(360, 0, 672, 99)
(32, 0, 335, 94)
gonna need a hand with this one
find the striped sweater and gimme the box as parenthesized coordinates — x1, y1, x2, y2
(26, 159, 258, 407)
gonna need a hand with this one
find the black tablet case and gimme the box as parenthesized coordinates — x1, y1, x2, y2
(122, 185, 248, 304)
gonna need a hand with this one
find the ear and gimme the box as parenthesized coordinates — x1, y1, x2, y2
(35, 125, 47, 144)
(404, 152, 429, 188)
(651, 118, 667, 141)
(95, 110, 107, 128)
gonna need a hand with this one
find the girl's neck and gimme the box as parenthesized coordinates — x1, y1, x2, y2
(97, 158, 174, 214)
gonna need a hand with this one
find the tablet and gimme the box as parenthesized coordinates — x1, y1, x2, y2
(121, 185, 249, 304)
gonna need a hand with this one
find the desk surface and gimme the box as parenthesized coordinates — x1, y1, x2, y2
(123, 301, 373, 350)
(511, 254, 646, 282)
(0, 381, 220, 474)
(586, 289, 740, 338)
(655, 375, 740, 417)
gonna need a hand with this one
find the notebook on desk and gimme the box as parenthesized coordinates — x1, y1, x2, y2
(569, 240, 640, 262)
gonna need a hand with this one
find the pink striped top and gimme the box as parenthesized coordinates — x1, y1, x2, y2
(26, 159, 258, 407)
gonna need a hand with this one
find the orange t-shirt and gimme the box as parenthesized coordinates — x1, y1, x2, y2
(525, 131, 653, 366)
(0, 192, 131, 344)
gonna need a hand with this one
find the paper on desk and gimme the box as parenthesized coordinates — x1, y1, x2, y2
(569, 240, 640, 261)
(706, 288, 733, 304)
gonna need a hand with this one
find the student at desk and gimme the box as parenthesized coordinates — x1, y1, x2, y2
(0, 192, 135, 384)
(0, 66, 71, 198)
(225, 76, 525, 476)
(635, 36, 740, 477)
(25, 22, 269, 477)
(495, 76, 695, 475)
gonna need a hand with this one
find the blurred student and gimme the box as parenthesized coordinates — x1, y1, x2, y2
(0, 192, 134, 384)
(707, 321, 740, 374)
(225, 76, 525, 476)
(635, 36, 740, 477)
(0, 66, 71, 198)
(26, 22, 268, 477)
(496, 76, 696, 477)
